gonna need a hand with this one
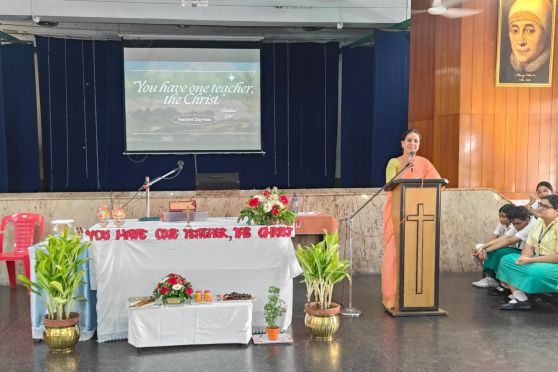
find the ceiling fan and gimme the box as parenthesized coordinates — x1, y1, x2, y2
(413, 0, 482, 19)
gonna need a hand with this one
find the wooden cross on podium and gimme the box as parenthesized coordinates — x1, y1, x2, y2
(406, 203, 435, 294)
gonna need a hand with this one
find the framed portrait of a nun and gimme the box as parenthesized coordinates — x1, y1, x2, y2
(496, 0, 556, 86)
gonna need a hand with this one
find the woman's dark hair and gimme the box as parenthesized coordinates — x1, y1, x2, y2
(542, 195, 558, 209)
(499, 203, 515, 216)
(509, 206, 530, 221)
(536, 181, 554, 192)
(401, 128, 421, 141)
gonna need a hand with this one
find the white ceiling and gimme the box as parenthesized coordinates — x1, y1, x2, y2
(0, 0, 411, 42)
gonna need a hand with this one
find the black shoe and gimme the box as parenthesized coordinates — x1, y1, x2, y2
(500, 299, 532, 310)
(488, 286, 511, 296)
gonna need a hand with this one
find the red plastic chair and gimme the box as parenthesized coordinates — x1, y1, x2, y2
(0, 213, 44, 289)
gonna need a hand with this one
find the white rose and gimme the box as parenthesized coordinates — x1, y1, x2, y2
(263, 201, 272, 212)
(172, 284, 184, 290)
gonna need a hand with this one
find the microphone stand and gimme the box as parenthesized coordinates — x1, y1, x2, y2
(142, 165, 182, 219)
(340, 159, 413, 317)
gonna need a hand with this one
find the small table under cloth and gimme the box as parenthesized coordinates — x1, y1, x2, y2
(128, 301, 253, 348)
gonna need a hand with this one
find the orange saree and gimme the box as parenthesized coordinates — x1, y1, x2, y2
(381, 156, 441, 309)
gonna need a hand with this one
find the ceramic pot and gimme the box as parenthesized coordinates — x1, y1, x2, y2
(265, 326, 281, 341)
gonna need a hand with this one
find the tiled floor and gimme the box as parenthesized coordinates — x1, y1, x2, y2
(1, 273, 557, 372)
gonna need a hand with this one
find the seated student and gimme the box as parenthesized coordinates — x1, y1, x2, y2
(524, 181, 554, 218)
(472, 204, 515, 277)
(472, 204, 515, 263)
(497, 195, 558, 310)
(472, 206, 535, 291)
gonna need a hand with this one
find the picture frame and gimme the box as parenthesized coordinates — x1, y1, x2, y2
(496, 0, 556, 87)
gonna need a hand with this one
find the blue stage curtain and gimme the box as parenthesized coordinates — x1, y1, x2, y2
(35, 37, 339, 191)
(340, 45, 374, 187)
(341, 30, 410, 187)
(371, 30, 410, 187)
(0, 51, 7, 193)
(0, 44, 40, 192)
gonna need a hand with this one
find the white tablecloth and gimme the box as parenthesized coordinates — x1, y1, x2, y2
(128, 301, 253, 348)
(87, 218, 302, 342)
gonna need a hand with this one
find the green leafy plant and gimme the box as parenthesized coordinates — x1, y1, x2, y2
(263, 286, 286, 328)
(295, 230, 351, 310)
(238, 187, 296, 225)
(18, 230, 91, 320)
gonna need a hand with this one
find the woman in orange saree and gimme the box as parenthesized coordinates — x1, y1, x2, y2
(382, 129, 441, 309)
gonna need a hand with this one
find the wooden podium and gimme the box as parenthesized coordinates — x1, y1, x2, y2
(385, 179, 448, 317)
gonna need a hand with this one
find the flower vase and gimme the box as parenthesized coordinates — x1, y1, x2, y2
(164, 297, 183, 305)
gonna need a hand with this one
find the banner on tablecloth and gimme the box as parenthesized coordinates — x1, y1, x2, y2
(85, 225, 295, 242)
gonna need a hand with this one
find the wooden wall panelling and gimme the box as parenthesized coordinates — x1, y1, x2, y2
(470, 2, 485, 115)
(550, 114, 558, 184)
(482, 0, 497, 115)
(526, 114, 541, 191)
(458, 114, 471, 188)
(408, 11, 435, 122)
(529, 89, 541, 114)
(481, 114, 495, 187)
(492, 114, 507, 192)
(515, 113, 530, 193)
(409, 0, 558, 195)
(434, 16, 443, 116)
(470, 114, 483, 187)
(446, 16, 460, 115)
(460, 10, 473, 114)
(411, 119, 434, 162)
(437, 115, 460, 185)
(539, 113, 552, 182)
(504, 112, 518, 192)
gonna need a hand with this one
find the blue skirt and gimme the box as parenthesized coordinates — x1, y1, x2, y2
(497, 253, 558, 294)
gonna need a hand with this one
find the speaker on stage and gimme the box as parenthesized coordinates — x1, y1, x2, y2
(195, 172, 240, 190)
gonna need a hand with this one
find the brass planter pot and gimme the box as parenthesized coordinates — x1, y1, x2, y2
(304, 302, 340, 342)
(43, 313, 80, 353)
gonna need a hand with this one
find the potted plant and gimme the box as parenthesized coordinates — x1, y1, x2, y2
(295, 230, 350, 341)
(18, 230, 91, 353)
(238, 187, 296, 225)
(263, 286, 286, 341)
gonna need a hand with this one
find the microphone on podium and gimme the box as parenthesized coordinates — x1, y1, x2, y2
(177, 160, 184, 170)
(409, 151, 416, 172)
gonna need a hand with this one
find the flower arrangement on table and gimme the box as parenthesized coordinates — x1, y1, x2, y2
(238, 187, 296, 225)
(153, 273, 193, 304)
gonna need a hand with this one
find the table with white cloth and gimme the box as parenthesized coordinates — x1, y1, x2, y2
(28, 243, 97, 341)
(87, 218, 302, 342)
(128, 301, 253, 348)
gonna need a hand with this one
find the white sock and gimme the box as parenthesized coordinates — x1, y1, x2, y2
(513, 290, 528, 302)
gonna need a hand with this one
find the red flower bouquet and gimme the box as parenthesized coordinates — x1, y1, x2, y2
(153, 273, 193, 304)
(238, 187, 296, 225)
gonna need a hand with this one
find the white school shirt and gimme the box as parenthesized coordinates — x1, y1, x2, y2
(504, 216, 537, 250)
(493, 223, 512, 236)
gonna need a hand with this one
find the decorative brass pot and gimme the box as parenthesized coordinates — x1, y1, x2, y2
(43, 313, 80, 353)
(304, 302, 340, 342)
